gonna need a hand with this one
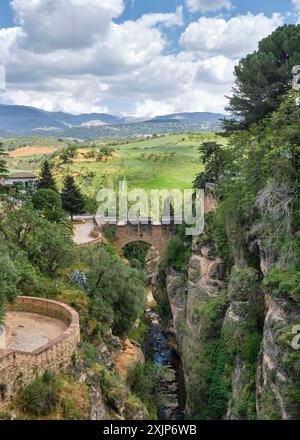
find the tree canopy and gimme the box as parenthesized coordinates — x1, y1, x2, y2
(194, 142, 227, 189)
(61, 175, 86, 219)
(32, 189, 62, 211)
(80, 245, 146, 335)
(223, 24, 300, 132)
(37, 160, 57, 192)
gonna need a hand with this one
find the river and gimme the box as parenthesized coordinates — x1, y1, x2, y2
(146, 288, 186, 420)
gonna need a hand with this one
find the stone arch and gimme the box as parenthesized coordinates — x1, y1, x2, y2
(114, 222, 173, 258)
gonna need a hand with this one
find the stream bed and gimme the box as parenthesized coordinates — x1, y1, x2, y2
(146, 308, 186, 420)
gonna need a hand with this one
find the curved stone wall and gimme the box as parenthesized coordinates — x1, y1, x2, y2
(0, 296, 80, 410)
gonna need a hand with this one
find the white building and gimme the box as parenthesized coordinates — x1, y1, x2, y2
(2, 172, 38, 187)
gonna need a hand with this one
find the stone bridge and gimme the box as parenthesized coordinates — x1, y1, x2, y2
(114, 220, 176, 256)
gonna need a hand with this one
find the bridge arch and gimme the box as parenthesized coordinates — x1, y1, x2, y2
(114, 222, 174, 258)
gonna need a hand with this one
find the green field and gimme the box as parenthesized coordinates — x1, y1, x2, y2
(6, 132, 226, 196)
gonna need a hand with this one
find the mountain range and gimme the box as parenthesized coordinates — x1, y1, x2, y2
(0, 104, 225, 139)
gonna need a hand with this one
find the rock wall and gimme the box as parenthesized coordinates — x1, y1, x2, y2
(166, 235, 300, 419)
(0, 296, 80, 410)
(146, 246, 160, 287)
(166, 237, 226, 418)
(256, 296, 300, 420)
(154, 185, 300, 419)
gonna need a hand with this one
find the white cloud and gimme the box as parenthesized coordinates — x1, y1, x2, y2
(293, 0, 300, 10)
(6, 77, 109, 114)
(292, 0, 300, 22)
(11, 0, 124, 52)
(196, 55, 236, 84)
(134, 100, 175, 118)
(137, 6, 184, 28)
(186, 0, 233, 13)
(0, 3, 285, 117)
(180, 13, 283, 58)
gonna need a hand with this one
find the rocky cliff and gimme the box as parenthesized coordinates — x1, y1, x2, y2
(256, 295, 300, 420)
(165, 223, 300, 420)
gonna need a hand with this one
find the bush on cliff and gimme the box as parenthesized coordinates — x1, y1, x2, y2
(18, 372, 60, 417)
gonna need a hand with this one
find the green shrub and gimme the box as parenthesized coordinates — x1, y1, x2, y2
(81, 342, 100, 367)
(259, 390, 282, 420)
(101, 224, 117, 242)
(18, 372, 60, 417)
(263, 266, 300, 302)
(128, 362, 160, 416)
(164, 236, 191, 273)
(123, 241, 151, 270)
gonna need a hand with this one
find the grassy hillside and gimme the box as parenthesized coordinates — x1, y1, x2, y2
(6, 132, 226, 196)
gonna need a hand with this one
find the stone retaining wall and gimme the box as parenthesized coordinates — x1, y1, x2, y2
(0, 296, 80, 410)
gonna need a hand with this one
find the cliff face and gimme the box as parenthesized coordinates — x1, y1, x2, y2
(166, 238, 227, 418)
(256, 295, 300, 420)
(165, 229, 300, 420)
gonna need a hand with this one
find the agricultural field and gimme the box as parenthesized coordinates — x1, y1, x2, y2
(4, 132, 226, 196)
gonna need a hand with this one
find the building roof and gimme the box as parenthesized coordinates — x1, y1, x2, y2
(7, 172, 37, 179)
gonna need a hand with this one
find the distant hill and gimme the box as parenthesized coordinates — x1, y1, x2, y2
(0, 104, 225, 138)
(0, 104, 121, 134)
(151, 112, 225, 123)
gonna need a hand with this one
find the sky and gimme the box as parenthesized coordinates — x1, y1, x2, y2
(0, 1, 299, 117)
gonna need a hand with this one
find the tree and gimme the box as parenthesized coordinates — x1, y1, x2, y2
(61, 175, 85, 220)
(223, 25, 300, 132)
(25, 221, 75, 273)
(80, 245, 146, 335)
(32, 188, 69, 223)
(32, 189, 62, 211)
(0, 251, 20, 323)
(59, 145, 78, 164)
(37, 160, 57, 191)
(194, 142, 227, 189)
(0, 142, 8, 178)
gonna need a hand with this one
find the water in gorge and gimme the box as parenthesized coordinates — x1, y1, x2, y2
(146, 289, 186, 420)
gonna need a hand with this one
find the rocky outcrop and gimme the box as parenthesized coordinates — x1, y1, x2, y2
(90, 383, 112, 420)
(256, 296, 300, 420)
(157, 366, 180, 420)
(113, 338, 145, 381)
(146, 246, 160, 287)
(166, 269, 186, 334)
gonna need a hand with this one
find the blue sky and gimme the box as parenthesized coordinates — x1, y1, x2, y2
(0, 1, 295, 27)
(0, 1, 298, 116)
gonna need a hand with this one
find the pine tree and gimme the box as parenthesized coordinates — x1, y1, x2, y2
(0, 142, 8, 178)
(37, 160, 57, 191)
(61, 175, 85, 220)
(223, 24, 300, 132)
